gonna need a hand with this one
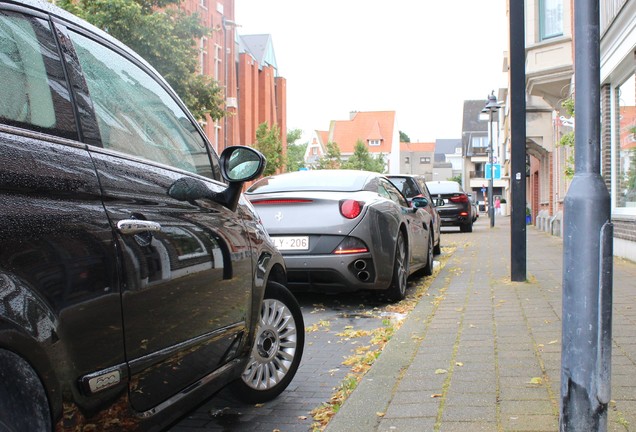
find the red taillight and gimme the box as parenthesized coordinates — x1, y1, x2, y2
(250, 198, 313, 205)
(333, 237, 369, 254)
(340, 199, 363, 219)
(449, 194, 469, 203)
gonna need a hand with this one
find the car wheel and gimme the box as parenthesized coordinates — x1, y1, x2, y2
(231, 281, 305, 404)
(423, 231, 434, 276)
(433, 235, 441, 255)
(460, 221, 473, 233)
(386, 230, 408, 302)
(0, 349, 51, 432)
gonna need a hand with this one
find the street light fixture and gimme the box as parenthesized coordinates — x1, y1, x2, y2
(482, 91, 501, 228)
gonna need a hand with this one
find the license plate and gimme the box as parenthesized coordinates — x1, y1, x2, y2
(271, 236, 309, 251)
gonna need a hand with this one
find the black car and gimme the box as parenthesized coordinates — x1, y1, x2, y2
(386, 174, 442, 255)
(0, 1, 304, 430)
(426, 181, 474, 232)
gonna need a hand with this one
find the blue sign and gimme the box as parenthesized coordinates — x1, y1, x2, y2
(485, 163, 501, 180)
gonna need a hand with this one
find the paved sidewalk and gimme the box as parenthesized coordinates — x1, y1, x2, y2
(326, 217, 636, 432)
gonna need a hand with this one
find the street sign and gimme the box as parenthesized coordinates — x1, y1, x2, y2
(485, 163, 501, 180)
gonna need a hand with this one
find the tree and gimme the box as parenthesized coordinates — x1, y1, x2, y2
(399, 131, 411, 143)
(287, 128, 303, 145)
(286, 143, 307, 172)
(449, 174, 462, 184)
(317, 142, 342, 169)
(57, 0, 225, 122)
(342, 140, 386, 173)
(254, 122, 284, 176)
(284, 128, 306, 172)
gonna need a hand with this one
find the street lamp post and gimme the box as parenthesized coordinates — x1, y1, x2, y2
(222, 16, 239, 152)
(482, 92, 500, 228)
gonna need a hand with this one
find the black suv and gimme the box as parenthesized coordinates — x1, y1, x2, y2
(0, 1, 304, 430)
(426, 180, 474, 232)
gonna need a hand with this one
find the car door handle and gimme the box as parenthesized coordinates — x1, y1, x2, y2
(117, 219, 162, 235)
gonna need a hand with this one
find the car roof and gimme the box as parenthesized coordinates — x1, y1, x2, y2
(246, 170, 381, 194)
(426, 180, 464, 194)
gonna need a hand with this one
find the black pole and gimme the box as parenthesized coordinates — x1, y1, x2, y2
(510, 0, 526, 281)
(488, 111, 495, 228)
(560, 0, 613, 430)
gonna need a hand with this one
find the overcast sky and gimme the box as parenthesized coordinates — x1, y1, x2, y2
(235, 0, 508, 144)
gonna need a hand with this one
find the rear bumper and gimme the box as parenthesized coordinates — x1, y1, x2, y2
(282, 253, 381, 292)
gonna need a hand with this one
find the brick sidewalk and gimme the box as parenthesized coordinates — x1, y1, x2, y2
(326, 217, 636, 432)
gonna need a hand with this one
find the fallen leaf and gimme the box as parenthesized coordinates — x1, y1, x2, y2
(455, 362, 464, 367)
(376, 412, 385, 417)
(548, 339, 558, 345)
(431, 393, 443, 398)
(528, 377, 543, 385)
(298, 416, 308, 420)
(435, 369, 448, 375)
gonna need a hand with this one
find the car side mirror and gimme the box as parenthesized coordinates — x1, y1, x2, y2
(411, 197, 429, 208)
(220, 146, 266, 182)
(169, 146, 266, 211)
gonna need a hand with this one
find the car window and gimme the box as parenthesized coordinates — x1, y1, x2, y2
(67, 30, 214, 178)
(427, 181, 462, 194)
(380, 178, 408, 207)
(0, 11, 76, 139)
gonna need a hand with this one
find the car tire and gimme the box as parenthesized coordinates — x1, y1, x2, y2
(0, 349, 51, 432)
(460, 221, 473, 233)
(386, 230, 408, 302)
(433, 235, 441, 256)
(423, 231, 434, 276)
(231, 281, 305, 404)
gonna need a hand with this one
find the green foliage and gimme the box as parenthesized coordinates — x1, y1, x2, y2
(448, 174, 462, 184)
(286, 143, 307, 172)
(317, 142, 342, 169)
(286, 128, 303, 145)
(57, 0, 224, 121)
(254, 122, 284, 176)
(558, 97, 575, 179)
(342, 140, 386, 173)
(399, 131, 410, 143)
(562, 98, 575, 116)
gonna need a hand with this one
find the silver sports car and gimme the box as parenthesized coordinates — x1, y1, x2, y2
(245, 170, 435, 301)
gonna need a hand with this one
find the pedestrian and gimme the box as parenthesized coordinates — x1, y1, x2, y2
(494, 197, 501, 215)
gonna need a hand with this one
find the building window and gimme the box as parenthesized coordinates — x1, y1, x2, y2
(200, 37, 208, 75)
(615, 73, 636, 211)
(471, 135, 488, 149)
(405, 157, 410, 164)
(199, 0, 207, 8)
(539, 0, 563, 40)
(368, 139, 381, 146)
(420, 157, 431, 164)
(214, 44, 222, 81)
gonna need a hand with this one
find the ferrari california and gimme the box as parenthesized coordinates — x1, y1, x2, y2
(245, 170, 435, 301)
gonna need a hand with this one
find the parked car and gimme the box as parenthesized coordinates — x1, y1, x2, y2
(245, 170, 435, 302)
(386, 174, 442, 255)
(426, 180, 474, 232)
(469, 195, 480, 222)
(0, 2, 304, 430)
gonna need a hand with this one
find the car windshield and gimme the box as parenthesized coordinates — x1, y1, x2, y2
(247, 170, 370, 193)
(427, 181, 462, 194)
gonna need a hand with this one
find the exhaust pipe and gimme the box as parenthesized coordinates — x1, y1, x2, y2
(353, 259, 367, 271)
(357, 271, 370, 282)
